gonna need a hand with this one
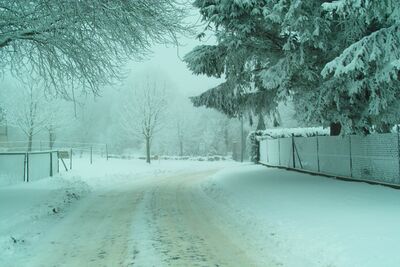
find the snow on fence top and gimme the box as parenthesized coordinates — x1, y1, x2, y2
(254, 127, 330, 140)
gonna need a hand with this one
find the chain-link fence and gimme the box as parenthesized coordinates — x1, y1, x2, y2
(0, 141, 108, 164)
(0, 151, 59, 186)
(259, 133, 400, 185)
(0, 140, 110, 187)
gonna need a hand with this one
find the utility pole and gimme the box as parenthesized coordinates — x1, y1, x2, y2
(240, 114, 244, 162)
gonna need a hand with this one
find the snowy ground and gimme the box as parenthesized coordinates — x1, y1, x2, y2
(1, 158, 400, 266)
(0, 158, 237, 266)
(0, 174, 90, 265)
(204, 166, 400, 267)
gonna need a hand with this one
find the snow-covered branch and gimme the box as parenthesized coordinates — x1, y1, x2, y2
(0, 0, 189, 96)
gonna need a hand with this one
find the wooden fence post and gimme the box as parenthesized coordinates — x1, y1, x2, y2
(90, 146, 93, 164)
(106, 144, 109, 161)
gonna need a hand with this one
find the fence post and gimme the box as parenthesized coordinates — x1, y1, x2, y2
(256, 139, 260, 163)
(106, 144, 109, 161)
(70, 148, 72, 170)
(349, 135, 353, 178)
(292, 134, 296, 168)
(278, 138, 281, 166)
(23, 153, 27, 182)
(316, 135, 320, 172)
(50, 152, 53, 177)
(26, 153, 29, 182)
(90, 146, 93, 164)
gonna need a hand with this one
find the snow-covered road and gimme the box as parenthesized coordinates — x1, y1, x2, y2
(4, 159, 400, 267)
(27, 184, 144, 266)
(25, 169, 267, 267)
(129, 170, 264, 266)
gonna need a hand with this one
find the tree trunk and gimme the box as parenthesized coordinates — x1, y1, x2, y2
(232, 141, 238, 161)
(49, 128, 56, 150)
(28, 131, 33, 152)
(224, 126, 229, 155)
(256, 113, 266, 130)
(330, 122, 342, 136)
(146, 136, 151, 164)
(179, 139, 183, 157)
(273, 113, 280, 127)
(177, 121, 184, 157)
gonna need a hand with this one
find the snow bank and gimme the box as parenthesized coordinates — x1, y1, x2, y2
(0, 175, 90, 263)
(203, 165, 400, 267)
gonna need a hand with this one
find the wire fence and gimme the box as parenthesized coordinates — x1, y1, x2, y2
(0, 140, 109, 163)
(259, 133, 400, 186)
(0, 140, 109, 186)
(0, 150, 59, 186)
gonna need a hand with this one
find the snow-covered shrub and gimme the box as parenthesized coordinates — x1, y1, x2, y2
(248, 131, 263, 163)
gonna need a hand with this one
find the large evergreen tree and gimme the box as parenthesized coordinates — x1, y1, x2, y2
(184, 0, 282, 121)
(317, 0, 400, 133)
(186, 0, 400, 134)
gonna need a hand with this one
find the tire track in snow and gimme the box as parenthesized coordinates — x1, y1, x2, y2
(136, 170, 260, 267)
(25, 187, 144, 267)
(22, 169, 278, 267)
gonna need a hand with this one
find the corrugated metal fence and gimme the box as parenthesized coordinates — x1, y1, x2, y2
(0, 151, 59, 186)
(259, 133, 400, 185)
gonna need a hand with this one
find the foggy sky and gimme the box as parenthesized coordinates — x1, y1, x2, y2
(125, 13, 222, 98)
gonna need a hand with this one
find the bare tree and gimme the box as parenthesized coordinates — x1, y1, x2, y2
(173, 104, 188, 157)
(176, 119, 184, 157)
(1, 80, 49, 151)
(44, 100, 74, 149)
(0, 0, 189, 96)
(120, 80, 167, 163)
